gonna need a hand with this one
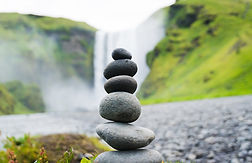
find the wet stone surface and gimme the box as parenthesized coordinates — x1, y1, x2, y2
(0, 95, 251, 162)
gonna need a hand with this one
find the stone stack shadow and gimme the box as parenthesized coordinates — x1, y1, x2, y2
(94, 48, 163, 163)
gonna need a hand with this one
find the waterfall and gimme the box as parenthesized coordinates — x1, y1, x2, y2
(93, 9, 166, 97)
(94, 31, 107, 99)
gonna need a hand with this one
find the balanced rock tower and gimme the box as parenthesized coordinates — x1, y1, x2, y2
(95, 48, 163, 163)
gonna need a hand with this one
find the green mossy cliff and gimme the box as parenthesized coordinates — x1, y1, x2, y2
(138, 0, 252, 104)
(0, 81, 45, 115)
(0, 13, 96, 85)
(0, 84, 16, 115)
(0, 13, 96, 114)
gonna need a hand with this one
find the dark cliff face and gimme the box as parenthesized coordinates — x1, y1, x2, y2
(138, 0, 252, 104)
(0, 13, 96, 85)
(44, 27, 96, 85)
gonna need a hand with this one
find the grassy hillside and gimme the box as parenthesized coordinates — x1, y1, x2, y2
(0, 13, 96, 85)
(0, 81, 45, 115)
(138, 0, 252, 104)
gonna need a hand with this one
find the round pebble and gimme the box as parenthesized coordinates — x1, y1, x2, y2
(103, 59, 137, 79)
(96, 122, 155, 150)
(94, 149, 163, 163)
(99, 92, 141, 122)
(104, 75, 137, 94)
(112, 48, 132, 60)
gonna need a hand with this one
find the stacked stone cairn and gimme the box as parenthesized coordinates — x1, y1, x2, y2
(95, 48, 163, 163)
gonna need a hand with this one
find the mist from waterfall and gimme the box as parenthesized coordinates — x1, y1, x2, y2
(0, 9, 166, 112)
(0, 35, 97, 112)
(94, 9, 166, 100)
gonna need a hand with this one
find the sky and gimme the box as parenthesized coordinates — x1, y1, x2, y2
(0, 0, 176, 31)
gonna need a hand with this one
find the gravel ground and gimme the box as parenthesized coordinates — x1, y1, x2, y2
(0, 95, 251, 162)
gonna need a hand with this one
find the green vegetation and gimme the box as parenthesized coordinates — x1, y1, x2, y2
(37, 134, 111, 162)
(138, 0, 252, 104)
(0, 134, 186, 163)
(0, 84, 16, 115)
(0, 134, 110, 163)
(0, 13, 96, 85)
(0, 13, 96, 115)
(4, 81, 45, 113)
(0, 135, 42, 163)
(0, 81, 45, 115)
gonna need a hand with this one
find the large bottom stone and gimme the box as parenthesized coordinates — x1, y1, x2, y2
(96, 122, 155, 150)
(94, 149, 163, 163)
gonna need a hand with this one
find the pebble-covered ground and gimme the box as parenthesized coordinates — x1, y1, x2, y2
(0, 95, 251, 163)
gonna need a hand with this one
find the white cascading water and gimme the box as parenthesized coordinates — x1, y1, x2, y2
(94, 31, 108, 98)
(94, 9, 166, 99)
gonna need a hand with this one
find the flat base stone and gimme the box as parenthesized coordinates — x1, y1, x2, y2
(94, 149, 163, 163)
(96, 122, 155, 150)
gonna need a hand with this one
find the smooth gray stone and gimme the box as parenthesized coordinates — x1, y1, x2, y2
(104, 75, 137, 94)
(94, 149, 163, 163)
(103, 59, 137, 79)
(96, 122, 155, 150)
(112, 48, 132, 60)
(99, 92, 141, 122)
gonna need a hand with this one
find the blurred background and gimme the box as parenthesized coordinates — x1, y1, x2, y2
(0, 0, 252, 162)
(0, 0, 251, 114)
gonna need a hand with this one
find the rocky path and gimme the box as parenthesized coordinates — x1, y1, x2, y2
(0, 95, 252, 162)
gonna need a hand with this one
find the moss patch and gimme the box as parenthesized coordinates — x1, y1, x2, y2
(0, 134, 110, 163)
(37, 134, 111, 163)
(0, 81, 45, 115)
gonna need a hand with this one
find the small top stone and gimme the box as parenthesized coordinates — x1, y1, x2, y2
(112, 48, 132, 60)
